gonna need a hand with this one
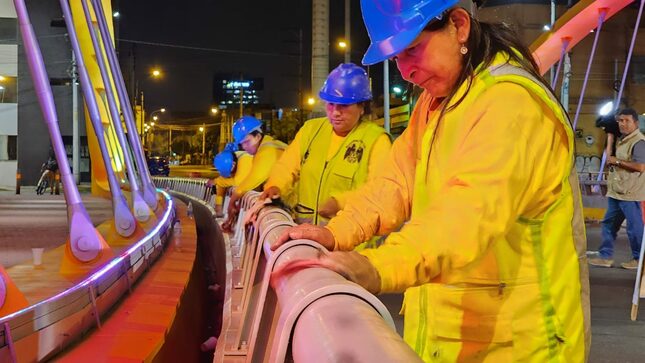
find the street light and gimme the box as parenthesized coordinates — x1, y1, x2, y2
(599, 101, 614, 116)
(113, 11, 120, 18)
(151, 68, 162, 78)
(307, 97, 315, 106)
(338, 40, 347, 49)
(211, 107, 218, 115)
(152, 115, 158, 121)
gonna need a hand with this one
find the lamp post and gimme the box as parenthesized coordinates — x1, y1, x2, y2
(199, 125, 205, 165)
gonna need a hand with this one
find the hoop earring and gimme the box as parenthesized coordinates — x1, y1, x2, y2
(460, 45, 468, 55)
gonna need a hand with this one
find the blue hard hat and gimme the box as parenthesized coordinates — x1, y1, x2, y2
(319, 63, 372, 105)
(214, 150, 235, 178)
(223, 142, 238, 153)
(232, 116, 263, 144)
(360, 0, 458, 65)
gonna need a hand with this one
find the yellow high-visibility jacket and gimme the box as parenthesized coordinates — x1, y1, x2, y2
(266, 117, 391, 224)
(214, 151, 253, 205)
(326, 55, 589, 362)
(233, 135, 286, 198)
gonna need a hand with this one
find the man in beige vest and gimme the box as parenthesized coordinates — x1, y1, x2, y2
(589, 108, 645, 269)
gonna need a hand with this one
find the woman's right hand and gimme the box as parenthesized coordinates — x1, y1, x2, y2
(259, 186, 281, 201)
(272, 224, 336, 251)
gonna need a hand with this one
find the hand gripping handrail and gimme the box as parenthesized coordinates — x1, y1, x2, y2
(153, 176, 421, 362)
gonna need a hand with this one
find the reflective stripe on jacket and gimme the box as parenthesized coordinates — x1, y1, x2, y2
(326, 53, 588, 362)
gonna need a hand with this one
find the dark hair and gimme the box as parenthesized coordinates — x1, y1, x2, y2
(360, 100, 372, 116)
(617, 108, 639, 122)
(250, 130, 263, 137)
(427, 9, 552, 114)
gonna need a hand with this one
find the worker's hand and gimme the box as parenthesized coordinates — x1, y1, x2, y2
(260, 186, 281, 201)
(221, 217, 235, 233)
(226, 193, 241, 222)
(318, 197, 340, 219)
(215, 204, 224, 218)
(272, 224, 336, 251)
(608, 156, 618, 166)
(318, 251, 381, 294)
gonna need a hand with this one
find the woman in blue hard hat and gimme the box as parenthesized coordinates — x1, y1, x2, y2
(223, 116, 287, 229)
(212, 143, 253, 217)
(260, 63, 391, 227)
(272, 0, 589, 361)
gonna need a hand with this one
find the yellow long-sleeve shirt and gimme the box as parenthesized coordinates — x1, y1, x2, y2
(214, 152, 253, 205)
(265, 121, 391, 209)
(325, 63, 587, 362)
(233, 135, 286, 198)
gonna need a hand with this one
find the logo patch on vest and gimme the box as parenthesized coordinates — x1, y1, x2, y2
(344, 141, 365, 163)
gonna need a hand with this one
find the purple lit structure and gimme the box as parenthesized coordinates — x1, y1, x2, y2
(13, 0, 104, 262)
(91, 0, 159, 211)
(79, 0, 151, 222)
(60, 0, 136, 237)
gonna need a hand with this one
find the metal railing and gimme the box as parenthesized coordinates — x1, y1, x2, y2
(0, 190, 175, 362)
(155, 177, 420, 362)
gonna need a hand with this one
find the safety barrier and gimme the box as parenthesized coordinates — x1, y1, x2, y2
(0, 190, 175, 362)
(153, 177, 421, 362)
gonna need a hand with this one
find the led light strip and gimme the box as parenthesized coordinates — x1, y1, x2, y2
(0, 190, 174, 324)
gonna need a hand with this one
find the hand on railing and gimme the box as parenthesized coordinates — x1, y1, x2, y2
(272, 224, 336, 251)
(259, 186, 281, 201)
(271, 250, 382, 294)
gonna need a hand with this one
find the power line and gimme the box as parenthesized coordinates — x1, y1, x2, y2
(119, 38, 302, 58)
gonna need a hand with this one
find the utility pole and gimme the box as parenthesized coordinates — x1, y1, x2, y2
(344, 0, 350, 63)
(72, 51, 80, 184)
(384, 60, 390, 133)
(239, 74, 244, 118)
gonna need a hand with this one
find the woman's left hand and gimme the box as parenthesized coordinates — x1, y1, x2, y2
(318, 251, 381, 294)
(318, 197, 340, 219)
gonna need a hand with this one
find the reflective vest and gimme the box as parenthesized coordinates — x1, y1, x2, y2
(607, 129, 645, 201)
(296, 117, 386, 225)
(401, 62, 588, 362)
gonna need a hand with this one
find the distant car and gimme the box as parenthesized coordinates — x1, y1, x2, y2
(147, 156, 170, 176)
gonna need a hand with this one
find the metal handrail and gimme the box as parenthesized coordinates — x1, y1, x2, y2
(0, 190, 175, 360)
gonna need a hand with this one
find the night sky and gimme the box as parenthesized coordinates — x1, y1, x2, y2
(116, 0, 393, 115)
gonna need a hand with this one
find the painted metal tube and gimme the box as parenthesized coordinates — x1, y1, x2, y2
(292, 294, 422, 363)
(79, 0, 151, 222)
(60, 0, 136, 237)
(90, 0, 157, 210)
(615, 0, 645, 108)
(14, 0, 104, 261)
(572, 9, 607, 130)
(550, 38, 570, 89)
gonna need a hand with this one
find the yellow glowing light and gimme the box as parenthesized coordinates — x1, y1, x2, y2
(307, 97, 316, 105)
(152, 69, 161, 77)
(150, 122, 155, 126)
(199, 126, 205, 132)
(338, 41, 347, 49)
(160, 108, 166, 113)
(211, 107, 218, 114)
(153, 115, 158, 121)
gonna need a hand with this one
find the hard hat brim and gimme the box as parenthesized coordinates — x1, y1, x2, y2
(319, 92, 372, 105)
(362, 27, 425, 66)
